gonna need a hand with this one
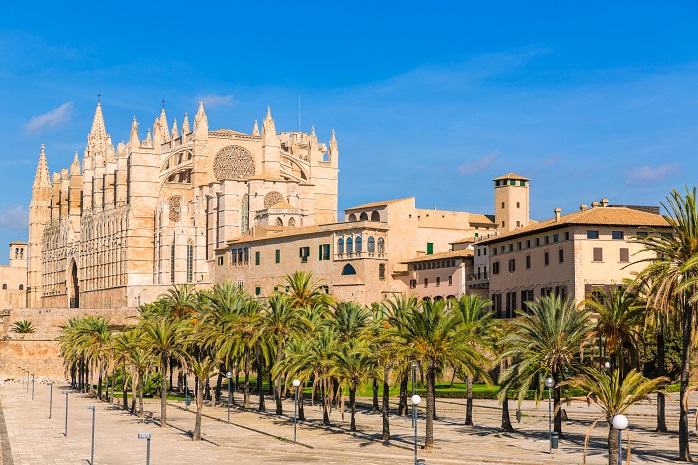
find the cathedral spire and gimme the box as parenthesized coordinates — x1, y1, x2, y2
(252, 120, 260, 136)
(172, 118, 179, 139)
(130, 116, 139, 145)
(159, 107, 170, 142)
(311, 125, 317, 142)
(33, 145, 51, 188)
(70, 151, 81, 176)
(329, 129, 338, 158)
(194, 102, 208, 137)
(262, 106, 277, 142)
(182, 113, 190, 134)
(87, 101, 111, 157)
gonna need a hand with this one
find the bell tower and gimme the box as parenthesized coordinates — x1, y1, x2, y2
(493, 173, 530, 234)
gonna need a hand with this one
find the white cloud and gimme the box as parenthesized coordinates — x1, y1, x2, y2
(25, 102, 73, 134)
(625, 163, 679, 186)
(0, 205, 28, 231)
(458, 151, 499, 176)
(196, 94, 236, 108)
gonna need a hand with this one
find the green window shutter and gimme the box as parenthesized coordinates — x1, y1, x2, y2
(299, 247, 303, 258)
(319, 245, 323, 261)
(255, 286, 261, 296)
(255, 251, 260, 266)
(275, 249, 280, 263)
(427, 243, 434, 255)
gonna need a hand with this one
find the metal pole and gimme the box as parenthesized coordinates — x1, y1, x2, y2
(618, 429, 622, 465)
(90, 407, 95, 465)
(49, 383, 53, 419)
(63, 392, 69, 437)
(294, 386, 298, 445)
(31, 374, 35, 400)
(548, 387, 552, 455)
(414, 402, 418, 465)
(227, 379, 231, 423)
(146, 438, 151, 465)
(184, 374, 188, 411)
(411, 363, 417, 427)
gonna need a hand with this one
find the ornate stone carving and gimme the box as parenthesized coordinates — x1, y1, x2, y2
(264, 191, 285, 208)
(213, 145, 255, 180)
(169, 196, 181, 223)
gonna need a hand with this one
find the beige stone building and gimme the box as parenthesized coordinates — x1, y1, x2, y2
(479, 203, 670, 317)
(216, 197, 497, 305)
(0, 242, 28, 309)
(28, 101, 339, 308)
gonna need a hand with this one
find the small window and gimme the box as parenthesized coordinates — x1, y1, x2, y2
(517, 242, 522, 250)
(509, 244, 513, 252)
(502, 221, 505, 228)
(492, 261, 500, 275)
(217, 256, 224, 266)
(492, 248, 497, 256)
(516, 221, 521, 227)
(477, 249, 481, 256)
(553, 234, 559, 243)
(564, 232, 570, 240)
(18, 284, 23, 290)
(255, 286, 261, 296)
(255, 251, 260, 265)
(501, 202, 505, 209)
(619, 248, 630, 263)
(558, 249, 564, 263)
(508, 259, 515, 272)
(593, 247, 603, 262)
(300, 246, 310, 263)
(636, 231, 648, 237)
(587, 230, 599, 239)
(347, 237, 353, 253)
(545, 236, 550, 245)
(367, 236, 375, 252)
(516, 202, 520, 208)
(535, 238, 540, 247)
(525, 255, 531, 269)
(275, 249, 281, 264)
(424, 277, 428, 287)
(341, 264, 356, 275)
(544, 252, 549, 266)
(379, 263, 386, 280)
(377, 237, 385, 253)
(2, 284, 6, 290)
(612, 231, 624, 240)
(526, 240, 531, 248)
(319, 244, 330, 261)
(355, 236, 363, 253)
(338, 238, 344, 254)
(409, 279, 417, 289)
(426, 243, 434, 255)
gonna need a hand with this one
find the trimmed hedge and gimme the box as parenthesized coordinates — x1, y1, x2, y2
(416, 386, 589, 400)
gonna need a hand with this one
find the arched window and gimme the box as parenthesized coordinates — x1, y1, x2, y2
(341, 264, 357, 275)
(348, 213, 357, 222)
(243, 247, 249, 263)
(338, 238, 344, 254)
(355, 236, 363, 252)
(241, 194, 249, 233)
(276, 217, 284, 226)
(1, 284, 6, 290)
(288, 217, 296, 227)
(18, 284, 23, 290)
(186, 240, 194, 283)
(367, 236, 375, 252)
(238, 248, 243, 263)
(371, 211, 380, 222)
(346, 237, 353, 253)
(232, 248, 238, 263)
(360, 212, 368, 221)
(377, 237, 385, 253)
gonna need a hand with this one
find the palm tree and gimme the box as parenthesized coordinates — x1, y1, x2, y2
(564, 368, 667, 465)
(331, 339, 377, 431)
(330, 301, 371, 342)
(499, 295, 594, 437)
(187, 353, 221, 441)
(586, 288, 644, 376)
(450, 294, 494, 426)
(140, 317, 190, 427)
(10, 319, 35, 333)
(633, 187, 698, 460)
(263, 293, 303, 415)
(159, 283, 199, 318)
(283, 271, 334, 309)
(389, 298, 490, 449)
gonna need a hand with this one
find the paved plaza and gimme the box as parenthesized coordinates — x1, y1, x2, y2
(0, 381, 689, 464)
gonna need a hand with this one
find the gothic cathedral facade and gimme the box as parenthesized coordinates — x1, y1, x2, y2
(28, 102, 339, 308)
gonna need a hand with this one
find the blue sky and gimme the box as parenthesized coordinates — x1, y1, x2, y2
(0, 1, 697, 262)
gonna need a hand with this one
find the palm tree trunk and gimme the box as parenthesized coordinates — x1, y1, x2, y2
(110, 367, 115, 404)
(130, 369, 137, 414)
(276, 339, 283, 415)
(244, 345, 251, 409)
(138, 372, 144, 417)
(465, 375, 474, 426)
(372, 378, 380, 412)
(608, 422, 620, 465)
(298, 383, 305, 421)
(194, 380, 204, 441)
(553, 386, 562, 436)
(500, 396, 514, 432)
(161, 354, 169, 427)
(399, 375, 408, 416)
(425, 364, 435, 449)
(656, 318, 668, 432)
(256, 341, 265, 412)
(122, 365, 128, 410)
(235, 369, 240, 404)
(97, 363, 103, 400)
(382, 365, 390, 440)
(350, 383, 357, 432)
(322, 379, 330, 425)
(679, 303, 693, 461)
(214, 367, 224, 407)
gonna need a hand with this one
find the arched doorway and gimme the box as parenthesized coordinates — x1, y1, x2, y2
(68, 260, 79, 308)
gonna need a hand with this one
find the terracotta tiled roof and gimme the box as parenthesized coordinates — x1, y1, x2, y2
(469, 214, 496, 225)
(227, 225, 320, 244)
(345, 197, 413, 211)
(479, 206, 669, 244)
(450, 237, 476, 245)
(400, 249, 473, 264)
(493, 173, 530, 181)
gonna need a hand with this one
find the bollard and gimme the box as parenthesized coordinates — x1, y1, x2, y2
(551, 432, 559, 450)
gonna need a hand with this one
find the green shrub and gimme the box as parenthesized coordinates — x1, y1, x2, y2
(11, 319, 35, 333)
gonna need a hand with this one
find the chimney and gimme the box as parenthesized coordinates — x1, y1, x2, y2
(591, 201, 600, 208)
(580, 204, 587, 211)
(601, 198, 609, 207)
(554, 208, 562, 222)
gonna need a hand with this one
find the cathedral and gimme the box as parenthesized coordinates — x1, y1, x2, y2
(28, 102, 339, 308)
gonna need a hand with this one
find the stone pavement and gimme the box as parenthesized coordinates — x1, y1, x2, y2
(0, 381, 692, 464)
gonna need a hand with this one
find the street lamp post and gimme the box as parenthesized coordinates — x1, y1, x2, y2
(411, 362, 418, 427)
(612, 414, 628, 464)
(292, 379, 301, 444)
(87, 405, 96, 465)
(138, 433, 151, 465)
(31, 374, 35, 400)
(226, 371, 232, 423)
(62, 391, 69, 437)
(48, 382, 54, 419)
(411, 394, 422, 465)
(544, 377, 555, 454)
(183, 369, 189, 411)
